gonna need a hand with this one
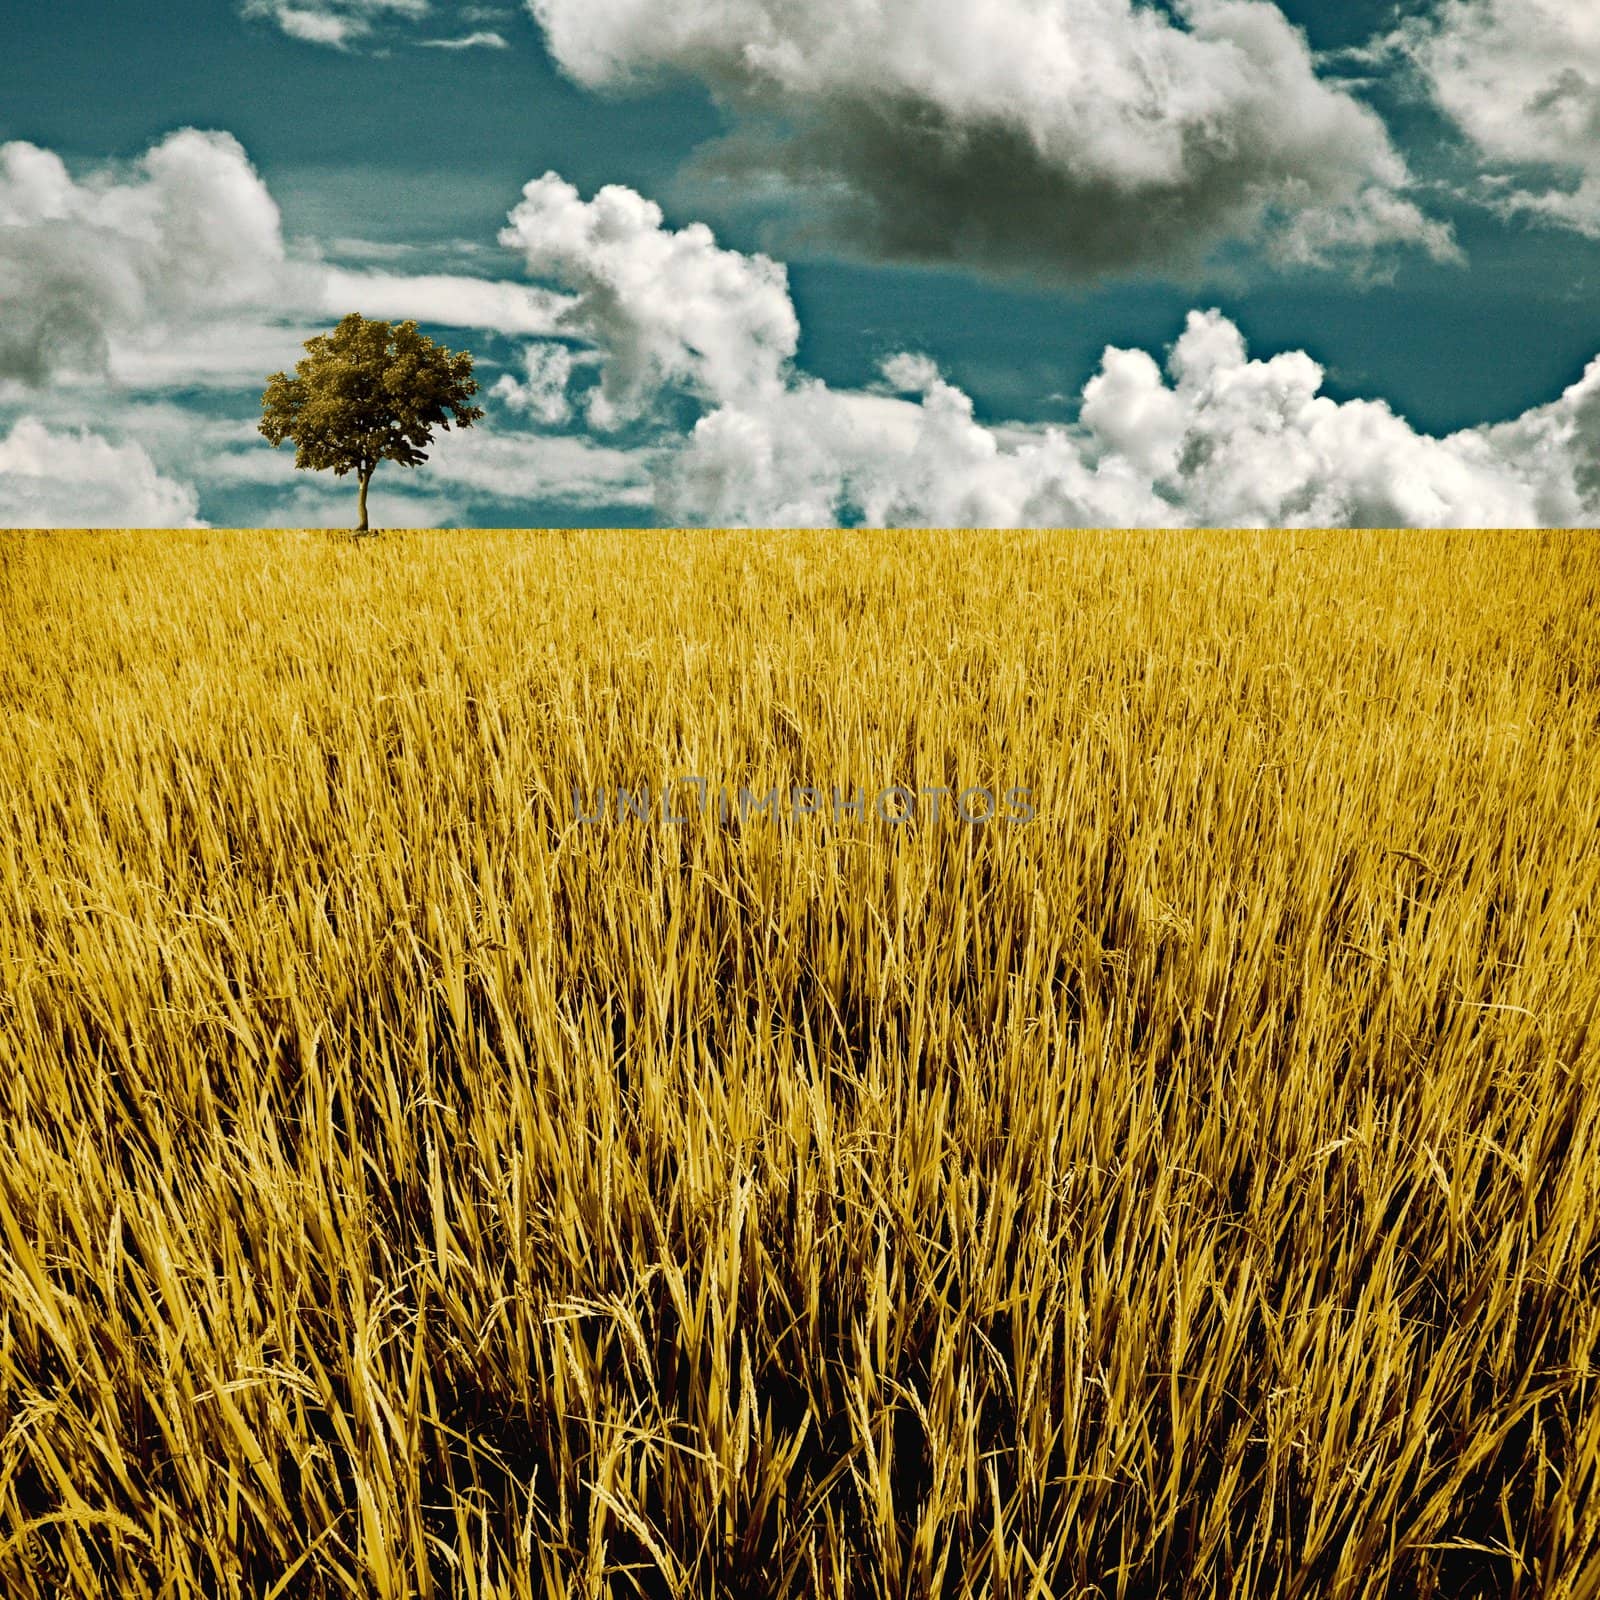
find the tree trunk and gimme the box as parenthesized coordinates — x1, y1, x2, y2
(357, 466, 372, 534)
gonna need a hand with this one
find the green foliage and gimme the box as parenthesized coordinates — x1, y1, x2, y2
(259, 313, 484, 527)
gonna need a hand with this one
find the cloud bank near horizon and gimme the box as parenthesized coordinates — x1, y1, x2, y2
(491, 171, 1600, 528)
(0, 418, 205, 528)
(2, 135, 1598, 529)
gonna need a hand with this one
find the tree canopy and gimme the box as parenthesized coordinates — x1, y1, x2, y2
(259, 313, 484, 532)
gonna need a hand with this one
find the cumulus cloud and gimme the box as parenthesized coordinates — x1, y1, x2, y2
(0, 418, 205, 528)
(0, 130, 292, 386)
(497, 175, 1597, 527)
(663, 311, 1600, 528)
(7, 130, 1591, 531)
(0, 130, 577, 396)
(241, 0, 428, 49)
(1389, 0, 1600, 237)
(523, 0, 1456, 284)
(498, 174, 799, 425)
(0, 128, 594, 524)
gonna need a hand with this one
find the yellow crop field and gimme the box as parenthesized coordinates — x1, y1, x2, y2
(1, 527, 1598, 1599)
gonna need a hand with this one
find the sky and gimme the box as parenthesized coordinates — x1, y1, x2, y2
(1, 0, 1599, 528)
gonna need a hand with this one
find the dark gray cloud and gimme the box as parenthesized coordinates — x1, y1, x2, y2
(690, 91, 1418, 286)
(526, 0, 1457, 284)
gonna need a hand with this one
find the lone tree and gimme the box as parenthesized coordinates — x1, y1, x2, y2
(259, 313, 484, 533)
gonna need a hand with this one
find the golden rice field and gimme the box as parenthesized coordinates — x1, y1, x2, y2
(1, 527, 1598, 1600)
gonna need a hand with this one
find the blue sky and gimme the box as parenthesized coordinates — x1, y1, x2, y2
(2, 0, 1598, 527)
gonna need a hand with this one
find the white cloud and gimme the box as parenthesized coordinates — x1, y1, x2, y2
(499, 173, 799, 424)
(315, 266, 571, 335)
(268, 481, 461, 528)
(274, 9, 359, 46)
(496, 177, 1596, 527)
(5, 132, 1593, 532)
(0, 418, 205, 528)
(0, 129, 587, 524)
(418, 29, 509, 48)
(243, 0, 510, 50)
(97, 318, 330, 392)
(662, 311, 1599, 528)
(0, 134, 595, 520)
(0, 131, 576, 397)
(0, 130, 293, 386)
(426, 427, 658, 508)
(524, 0, 1456, 283)
(323, 237, 432, 261)
(490, 342, 576, 423)
(242, 0, 429, 49)
(1390, 0, 1600, 236)
(0, 398, 266, 484)
(192, 397, 653, 512)
(879, 353, 943, 396)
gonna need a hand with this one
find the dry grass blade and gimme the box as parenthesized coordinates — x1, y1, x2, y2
(0, 527, 1597, 1598)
